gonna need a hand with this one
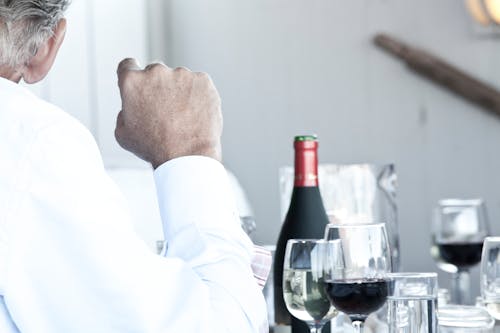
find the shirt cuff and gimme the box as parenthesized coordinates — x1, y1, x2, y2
(153, 156, 241, 242)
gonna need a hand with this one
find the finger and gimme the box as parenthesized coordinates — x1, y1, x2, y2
(195, 71, 209, 78)
(114, 110, 126, 145)
(196, 72, 219, 98)
(117, 58, 142, 76)
(174, 66, 192, 73)
(144, 62, 170, 72)
(117, 58, 142, 87)
(115, 110, 125, 128)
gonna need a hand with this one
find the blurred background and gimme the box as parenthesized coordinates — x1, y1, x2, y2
(26, 0, 500, 299)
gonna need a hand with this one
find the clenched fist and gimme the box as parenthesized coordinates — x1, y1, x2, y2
(115, 58, 223, 169)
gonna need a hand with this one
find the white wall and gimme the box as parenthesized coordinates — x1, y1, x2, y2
(159, 0, 500, 296)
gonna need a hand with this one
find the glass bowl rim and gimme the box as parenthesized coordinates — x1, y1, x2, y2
(325, 222, 386, 228)
(387, 272, 438, 279)
(484, 236, 500, 242)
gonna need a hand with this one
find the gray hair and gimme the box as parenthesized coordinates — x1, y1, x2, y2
(0, 0, 69, 68)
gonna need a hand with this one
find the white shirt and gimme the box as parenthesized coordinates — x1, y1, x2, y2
(0, 77, 268, 333)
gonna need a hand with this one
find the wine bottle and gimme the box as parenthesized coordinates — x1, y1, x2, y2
(274, 135, 331, 333)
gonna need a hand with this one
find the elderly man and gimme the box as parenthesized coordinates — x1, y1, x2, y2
(0, 1, 267, 332)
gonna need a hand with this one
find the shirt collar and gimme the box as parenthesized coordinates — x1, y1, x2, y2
(0, 76, 37, 98)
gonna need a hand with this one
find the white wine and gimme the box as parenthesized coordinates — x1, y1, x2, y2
(484, 301, 500, 320)
(283, 269, 338, 324)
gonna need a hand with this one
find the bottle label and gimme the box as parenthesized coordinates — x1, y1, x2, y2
(294, 140, 319, 187)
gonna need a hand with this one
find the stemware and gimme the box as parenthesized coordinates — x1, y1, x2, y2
(480, 237, 500, 320)
(283, 239, 339, 333)
(324, 223, 392, 333)
(431, 199, 490, 304)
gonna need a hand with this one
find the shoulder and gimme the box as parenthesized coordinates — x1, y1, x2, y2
(1, 83, 97, 149)
(0, 80, 104, 179)
(5, 91, 107, 177)
(32, 113, 104, 177)
(28, 95, 93, 143)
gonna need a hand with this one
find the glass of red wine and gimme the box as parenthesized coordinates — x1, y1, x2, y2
(431, 199, 490, 305)
(324, 223, 392, 333)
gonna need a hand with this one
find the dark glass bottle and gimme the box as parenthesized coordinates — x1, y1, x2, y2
(273, 135, 331, 333)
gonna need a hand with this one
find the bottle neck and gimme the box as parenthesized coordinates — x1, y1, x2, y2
(294, 140, 319, 187)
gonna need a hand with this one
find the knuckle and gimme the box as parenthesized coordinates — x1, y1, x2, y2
(120, 57, 135, 66)
(196, 71, 210, 80)
(117, 58, 134, 73)
(115, 126, 131, 151)
(114, 126, 123, 143)
(146, 63, 167, 74)
(114, 116, 123, 138)
(116, 110, 124, 124)
(195, 72, 216, 92)
(174, 66, 191, 74)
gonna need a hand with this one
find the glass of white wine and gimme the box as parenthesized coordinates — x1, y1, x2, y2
(283, 239, 339, 333)
(480, 237, 500, 320)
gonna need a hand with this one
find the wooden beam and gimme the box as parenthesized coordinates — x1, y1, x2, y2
(374, 33, 500, 118)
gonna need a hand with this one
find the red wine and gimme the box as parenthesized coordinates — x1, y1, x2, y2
(325, 279, 389, 322)
(274, 135, 330, 333)
(437, 242, 484, 268)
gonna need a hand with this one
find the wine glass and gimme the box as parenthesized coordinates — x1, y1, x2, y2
(324, 223, 392, 333)
(283, 239, 339, 333)
(480, 237, 500, 320)
(431, 199, 490, 305)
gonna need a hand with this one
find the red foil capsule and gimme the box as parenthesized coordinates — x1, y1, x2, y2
(294, 136, 319, 187)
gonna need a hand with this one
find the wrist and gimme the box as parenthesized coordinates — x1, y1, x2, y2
(151, 143, 222, 169)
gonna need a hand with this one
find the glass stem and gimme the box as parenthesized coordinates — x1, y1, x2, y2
(451, 269, 471, 305)
(352, 321, 364, 333)
(309, 324, 323, 333)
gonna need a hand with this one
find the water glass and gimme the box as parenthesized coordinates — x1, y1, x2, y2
(480, 236, 500, 320)
(438, 305, 494, 333)
(438, 288, 451, 307)
(387, 272, 438, 333)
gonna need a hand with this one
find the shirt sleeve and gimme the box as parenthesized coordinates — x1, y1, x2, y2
(3, 119, 268, 333)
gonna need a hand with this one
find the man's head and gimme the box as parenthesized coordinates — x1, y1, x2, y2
(0, 0, 69, 83)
